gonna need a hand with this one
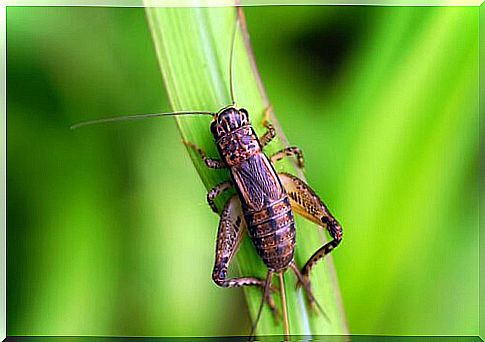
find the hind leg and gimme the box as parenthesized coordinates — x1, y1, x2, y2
(289, 262, 327, 319)
(279, 172, 343, 282)
(213, 195, 279, 319)
(280, 173, 343, 314)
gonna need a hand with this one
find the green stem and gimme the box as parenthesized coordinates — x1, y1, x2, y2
(144, 4, 348, 336)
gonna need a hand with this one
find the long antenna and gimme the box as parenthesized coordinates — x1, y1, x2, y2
(229, 9, 240, 106)
(70, 110, 214, 130)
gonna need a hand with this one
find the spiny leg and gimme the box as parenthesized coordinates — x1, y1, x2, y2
(270, 146, 305, 169)
(301, 228, 341, 283)
(279, 173, 343, 301)
(289, 262, 328, 321)
(289, 263, 314, 303)
(213, 195, 279, 319)
(207, 181, 232, 214)
(259, 105, 276, 147)
(183, 140, 226, 169)
(249, 269, 275, 340)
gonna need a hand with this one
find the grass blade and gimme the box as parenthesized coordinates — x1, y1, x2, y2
(144, 4, 348, 336)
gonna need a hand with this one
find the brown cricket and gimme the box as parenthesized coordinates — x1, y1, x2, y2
(71, 9, 343, 337)
(185, 104, 343, 336)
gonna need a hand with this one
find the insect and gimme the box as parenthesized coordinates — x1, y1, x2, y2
(72, 9, 343, 337)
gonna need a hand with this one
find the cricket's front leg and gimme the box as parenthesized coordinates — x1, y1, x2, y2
(270, 146, 305, 169)
(212, 195, 279, 320)
(259, 105, 276, 147)
(183, 140, 226, 169)
(279, 173, 343, 301)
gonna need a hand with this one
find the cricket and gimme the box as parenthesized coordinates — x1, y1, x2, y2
(71, 8, 343, 338)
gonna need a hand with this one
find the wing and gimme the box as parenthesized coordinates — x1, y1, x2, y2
(231, 154, 284, 211)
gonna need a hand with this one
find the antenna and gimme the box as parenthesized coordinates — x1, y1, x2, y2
(229, 10, 240, 106)
(70, 110, 214, 130)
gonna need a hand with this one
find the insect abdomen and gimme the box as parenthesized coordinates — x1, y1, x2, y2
(245, 196, 296, 272)
(223, 129, 297, 271)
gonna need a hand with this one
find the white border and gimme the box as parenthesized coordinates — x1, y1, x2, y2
(4, 0, 485, 6)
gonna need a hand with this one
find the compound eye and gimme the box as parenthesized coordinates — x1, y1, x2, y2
(239, 108, 249, 121)
(210, 120, 218, 134)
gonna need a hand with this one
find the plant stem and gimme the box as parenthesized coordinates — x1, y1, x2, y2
(144, 3, 348, 336)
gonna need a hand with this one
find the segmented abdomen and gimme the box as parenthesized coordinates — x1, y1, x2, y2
(229, 151, 295, 271)
(245, 196, 296, 272)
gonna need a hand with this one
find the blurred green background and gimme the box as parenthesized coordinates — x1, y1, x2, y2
(7, 5, 479, 337)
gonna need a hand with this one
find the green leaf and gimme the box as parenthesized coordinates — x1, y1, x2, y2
(144, 5, 348, 336)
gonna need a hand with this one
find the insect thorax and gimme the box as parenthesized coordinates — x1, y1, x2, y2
(216, 126, 261, 166)
(211, 107, 260, 166)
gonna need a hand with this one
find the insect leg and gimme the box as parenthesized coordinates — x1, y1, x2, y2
(279, 172, 343, 289)
(207, 181, 232, 213)
(270, 146, 304, 169)
(289, 262, 329, 320)
(259, 105, 276, 147)
(183, 141, 226, 169)
(248, 270, 275, 340)
(213, 195, 279, 318)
